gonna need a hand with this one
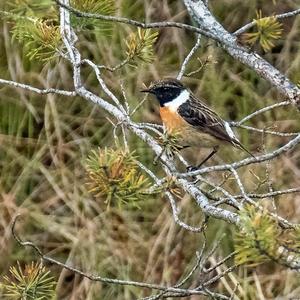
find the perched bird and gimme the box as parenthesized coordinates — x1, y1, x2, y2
(141, 78, 254, 168)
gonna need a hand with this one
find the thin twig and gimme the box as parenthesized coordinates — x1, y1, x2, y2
(54, 0, 216, 40)
(98, 57, 131, 72)
(10, 215, 229, 296)
(233, 124, 299, 137)
(177, 34, 202, 80)
(233, 101, 291, 125)
(81, 59, 128, 114)
(215, 187, 300, 201)
(0, 79, 76, 96)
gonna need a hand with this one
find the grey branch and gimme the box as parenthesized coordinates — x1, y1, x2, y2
(0, 78, 76, 96)
(180, 133, 300, 177)
(177, 34, 202, 80)
(234, 125, 299, 137)
(183, 0, 300, 109)
(221, 187, 300, 201)
(1, 0, 299, 286)
(0, 0, 295, 229)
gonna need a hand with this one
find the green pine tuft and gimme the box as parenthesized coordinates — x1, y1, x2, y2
(85, 148, 151, 208)
(234, 205, 280, 266)
(243, 10, 283, 52)
(125, 28, 159, 66)
(2, 261, 56, 300)
(12, 18, 61, 62)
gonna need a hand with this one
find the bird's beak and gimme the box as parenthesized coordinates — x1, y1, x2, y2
(140, 88, 151, 93)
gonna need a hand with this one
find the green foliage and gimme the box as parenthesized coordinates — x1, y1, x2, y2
(235, 207, 300, 268)
(125, 28, 159, 66)
(234, 205, 280, 265)
(12, 19, 61, 61)
(1, 261, 56, 300)
(243, 10, 283, 52)
(70, 0, 115, 32)
(85, 148, 151, 208)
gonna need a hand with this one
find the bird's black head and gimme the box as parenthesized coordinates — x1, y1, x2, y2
(141, 78, 186, 107)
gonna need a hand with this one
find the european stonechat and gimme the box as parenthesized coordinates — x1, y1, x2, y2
(141, 78, 254, 166)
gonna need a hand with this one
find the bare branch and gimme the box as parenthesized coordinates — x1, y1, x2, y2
(240, 187, 300, 200)
(233, 101, 291, 125)
(55, 0, 300, 107)
(180, 134, 300, 177)
(177, 34, 202, 80)
(3, 1, 300, 297)
(81, 59, 127, 114)
(234, 124, 299, 137)
(195, 174, 241, 209)
(98, 57, 131, 72)
(0, 78, 76, 96)
(136, 160, 205, 232)
(10, 215, 226, 297)
(213, 187, 300, 202)
(202, 251, 237, 275)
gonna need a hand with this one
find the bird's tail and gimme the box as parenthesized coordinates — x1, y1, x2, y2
(234, 141, 255, 158)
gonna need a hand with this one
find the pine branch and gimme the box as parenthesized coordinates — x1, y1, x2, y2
(234, 8, 300, 36)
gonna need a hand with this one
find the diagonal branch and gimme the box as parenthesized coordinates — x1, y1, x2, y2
(177, 34, 202, 80)
(183, 0, 300, 109)
(233, 101, 291, 125)
(180, 133, 300, 177)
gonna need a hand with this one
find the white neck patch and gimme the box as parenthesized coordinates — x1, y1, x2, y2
(164, 89, 189, 111)
(224, 121, 237, 140)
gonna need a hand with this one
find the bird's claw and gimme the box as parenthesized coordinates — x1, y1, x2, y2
(186, 165, 198, 172)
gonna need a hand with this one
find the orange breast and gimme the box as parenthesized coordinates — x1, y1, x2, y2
(159, 107, 187, 134)
(159, 107, 220, 148)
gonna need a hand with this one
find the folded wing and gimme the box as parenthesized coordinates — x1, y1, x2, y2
(177, 93, 254, 157)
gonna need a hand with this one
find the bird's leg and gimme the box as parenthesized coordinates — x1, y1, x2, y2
(187, 146, 219, 172)
(197, 146, 219, 168)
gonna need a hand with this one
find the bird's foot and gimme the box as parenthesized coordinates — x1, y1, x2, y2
(186, 165, 198, 172)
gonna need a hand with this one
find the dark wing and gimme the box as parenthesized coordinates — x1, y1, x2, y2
(177, 93, 255, 157)
(177, 93, 234, 143)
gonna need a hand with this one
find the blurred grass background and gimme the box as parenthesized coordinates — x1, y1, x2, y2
(0, 0, 300, 299)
